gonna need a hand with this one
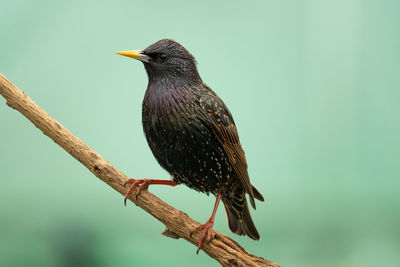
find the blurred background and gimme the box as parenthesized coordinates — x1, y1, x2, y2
(1, 0, 399, 266)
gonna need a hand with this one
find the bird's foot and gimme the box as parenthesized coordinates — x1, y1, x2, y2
(190, 218, 215, 254)
(123, 178, 176, 205)
(124, 179, 150, 204)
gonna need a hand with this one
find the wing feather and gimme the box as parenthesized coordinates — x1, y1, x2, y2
(199, 92, 257, 209)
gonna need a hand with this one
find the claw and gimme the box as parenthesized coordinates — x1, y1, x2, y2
(135, 180, 150, 199)
(190, 220, 214, 254)
(123, 179, 145, 205)
(123, 179, 177, 205)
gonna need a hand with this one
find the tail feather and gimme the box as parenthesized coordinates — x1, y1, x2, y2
(252, 185, 264, 202)
(223, 197, 260, 240)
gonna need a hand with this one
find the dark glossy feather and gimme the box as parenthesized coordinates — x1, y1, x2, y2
(198, 87, 257, 209)
(137, 39, 264, 240)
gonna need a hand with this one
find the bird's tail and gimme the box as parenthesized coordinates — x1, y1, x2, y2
(222, 192, 260, 240)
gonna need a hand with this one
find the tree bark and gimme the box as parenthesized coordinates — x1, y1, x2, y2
(0, 73, 280, 267)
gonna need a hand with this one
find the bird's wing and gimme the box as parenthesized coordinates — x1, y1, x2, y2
(199, 90, 257, 209)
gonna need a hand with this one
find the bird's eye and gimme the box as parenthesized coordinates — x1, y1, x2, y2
(148, 53, 167, 63)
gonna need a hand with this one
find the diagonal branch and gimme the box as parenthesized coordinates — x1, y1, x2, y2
(0, 73, 280, 267)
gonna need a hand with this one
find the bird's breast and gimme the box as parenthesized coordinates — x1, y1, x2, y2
(142, 87, 199, 163)
(141, 86, 237, 194)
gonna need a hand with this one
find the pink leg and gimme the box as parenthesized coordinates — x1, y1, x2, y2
(123, 179, 177, 205)
(190, 194, 222, 254)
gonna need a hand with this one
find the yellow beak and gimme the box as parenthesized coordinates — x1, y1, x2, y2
(116, 50, 151, 63)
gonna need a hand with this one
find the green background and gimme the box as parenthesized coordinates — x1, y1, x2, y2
(1, 0, 399, 266)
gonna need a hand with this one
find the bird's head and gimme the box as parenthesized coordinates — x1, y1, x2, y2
(117, 39, 201, 85)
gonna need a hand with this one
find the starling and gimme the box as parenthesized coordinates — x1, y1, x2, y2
(117, 39, 264, 253)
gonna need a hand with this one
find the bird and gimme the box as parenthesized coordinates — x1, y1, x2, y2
(117, 39, 264, 253)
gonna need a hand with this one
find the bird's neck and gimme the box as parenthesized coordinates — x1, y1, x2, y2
(144, 63, 202, 87)
(144, 79, 201, 116)
(148, 75, 202, 90)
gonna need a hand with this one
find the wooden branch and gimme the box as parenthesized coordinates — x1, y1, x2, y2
(0, 73, 280, 267)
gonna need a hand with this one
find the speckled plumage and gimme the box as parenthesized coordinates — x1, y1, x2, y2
(128, 39, 264, 240)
